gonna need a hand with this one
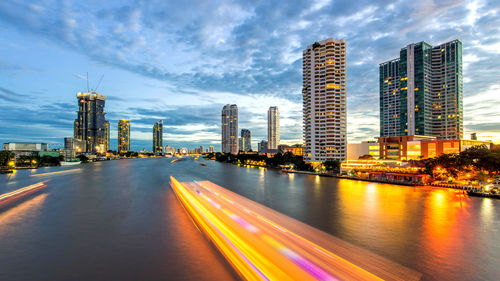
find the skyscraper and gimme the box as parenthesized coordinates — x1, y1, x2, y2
(118, 120, 130, 153)
(104, 120, 110, 152)
(74, 92, 108, 153)
(221, 104, 238, 154)
(380, 39, 463, 139)
(302, 38, 347, 163)
(258, 140, 268, 153)
(241, 129, 252, 152)
(267, 107, 280, 150)
(209, 145, 215, 153)
(153, 120, 163, 153)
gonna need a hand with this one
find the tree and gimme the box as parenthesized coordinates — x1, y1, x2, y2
(77, 154, 89, 163)
(0, 151, 14, 167)
(323, 159, 340, 172)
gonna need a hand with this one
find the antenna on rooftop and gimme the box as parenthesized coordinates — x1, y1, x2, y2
(93, 75, 104, 93)
(86, 72, 90, 93)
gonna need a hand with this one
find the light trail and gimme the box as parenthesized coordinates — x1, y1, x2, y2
(0, 182, 47, 209)
(30, 168, 81, 177)
(170, 177, 422, 281)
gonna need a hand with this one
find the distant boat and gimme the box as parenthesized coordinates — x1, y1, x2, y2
(200, 162, 206, 166)
(60, 161, 81, 166)
(171, 159, 178, 164)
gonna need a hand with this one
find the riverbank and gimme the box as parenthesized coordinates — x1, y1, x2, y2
(282, 169, 425, 186)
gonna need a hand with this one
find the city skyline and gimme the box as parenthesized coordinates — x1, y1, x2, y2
(1, 1, 499, 151)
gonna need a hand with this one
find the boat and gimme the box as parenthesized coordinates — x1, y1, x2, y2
(60, 161, 81, 166)
(171, 159, 178, 164)
(200, 162, 206, 166)
(467, 190, 500, 199)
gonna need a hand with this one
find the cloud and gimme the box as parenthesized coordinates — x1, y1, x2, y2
(0, 0, 499, 149)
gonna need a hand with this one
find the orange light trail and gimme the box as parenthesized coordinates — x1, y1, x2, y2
(170, 176, 421, 281)
(30, 168, 81, 177)
(0, 182, 47, 209)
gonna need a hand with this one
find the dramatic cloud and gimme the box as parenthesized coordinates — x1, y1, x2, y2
(0, 0, 499, 150)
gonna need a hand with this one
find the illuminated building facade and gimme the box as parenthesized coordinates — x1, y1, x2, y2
(221, 104, 238, 154)
(118, 120, 130, 153)
(278, 144, 304, 156)
(74, 92, 108, 153)
(303, 38, 347, 163)
(267, 106, 280, 150)
(209, 145, 215, 153)
(153, 120, 163, 153)
(347, 141, 380, 160)
(377, 135, 491, 161)
(104, 121, 110, 152)
(380, 40, 463, 139)
(241, 129, 252, 152)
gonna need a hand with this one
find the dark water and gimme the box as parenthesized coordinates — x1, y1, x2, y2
(0, 158, 498, 281)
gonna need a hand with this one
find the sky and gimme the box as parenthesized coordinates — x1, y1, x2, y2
(0, 0, 499, 151)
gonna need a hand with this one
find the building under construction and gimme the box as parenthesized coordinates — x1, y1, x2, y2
(73, 92, 109, 154)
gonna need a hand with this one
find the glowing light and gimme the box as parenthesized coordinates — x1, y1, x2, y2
(0, 182, 47, 208)
(170, 177, 421, 281)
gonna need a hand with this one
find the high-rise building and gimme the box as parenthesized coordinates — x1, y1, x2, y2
(258, 140, 268, 152)
(209, 145, 215, 153)
(74, 92, 108, 153)
(380, 39, 463, 139)
(153, 120, 163, 153)
(221, 104, 238, 154)
(118, 120, 130, 153)
(302, 38, 347, 163)
(267, 107, 280, 150)
(104, 121, 110, 152)
(240, 129, 252, 152)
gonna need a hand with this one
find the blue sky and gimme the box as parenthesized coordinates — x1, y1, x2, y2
(0, 0, 499, 151)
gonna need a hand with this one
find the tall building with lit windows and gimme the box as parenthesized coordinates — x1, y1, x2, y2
(221, 104, 238, 154)
(241, 129, 252, 152)
(267, 106, 280, 150)
(118, 120, 130, 153)
(74, 92, 108, 154)
(302, 38, 347, 163)
(153, 120, 163, 153)
(104, 120, 110, 152)
(380, 39, 463, 139)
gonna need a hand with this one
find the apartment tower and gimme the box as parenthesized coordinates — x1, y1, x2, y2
(241, 129, 252, 152)
(302, 38, 347, 163)
(221, 104, 238, 154)
(118, 120, 130, 153)
(153, 120, 163, 153)
(267, 106, 280, 150)
(74, 92, 108, 154)
(380, 39, 463, 139)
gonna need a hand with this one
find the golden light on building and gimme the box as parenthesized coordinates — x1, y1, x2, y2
(118, 120, 130, 153)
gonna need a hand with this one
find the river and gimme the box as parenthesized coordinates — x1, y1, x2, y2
(0, 158, 498, 280)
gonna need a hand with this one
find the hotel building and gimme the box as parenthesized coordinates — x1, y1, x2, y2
(118, 120, 130, 153)
(380, 40, 463, 139)
(221, 104, 238, 154)
(303, 38, 347, 163)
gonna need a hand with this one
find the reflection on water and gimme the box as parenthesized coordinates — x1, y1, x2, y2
(0, 159, 499, 281)
(0, 193, 48, 236)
